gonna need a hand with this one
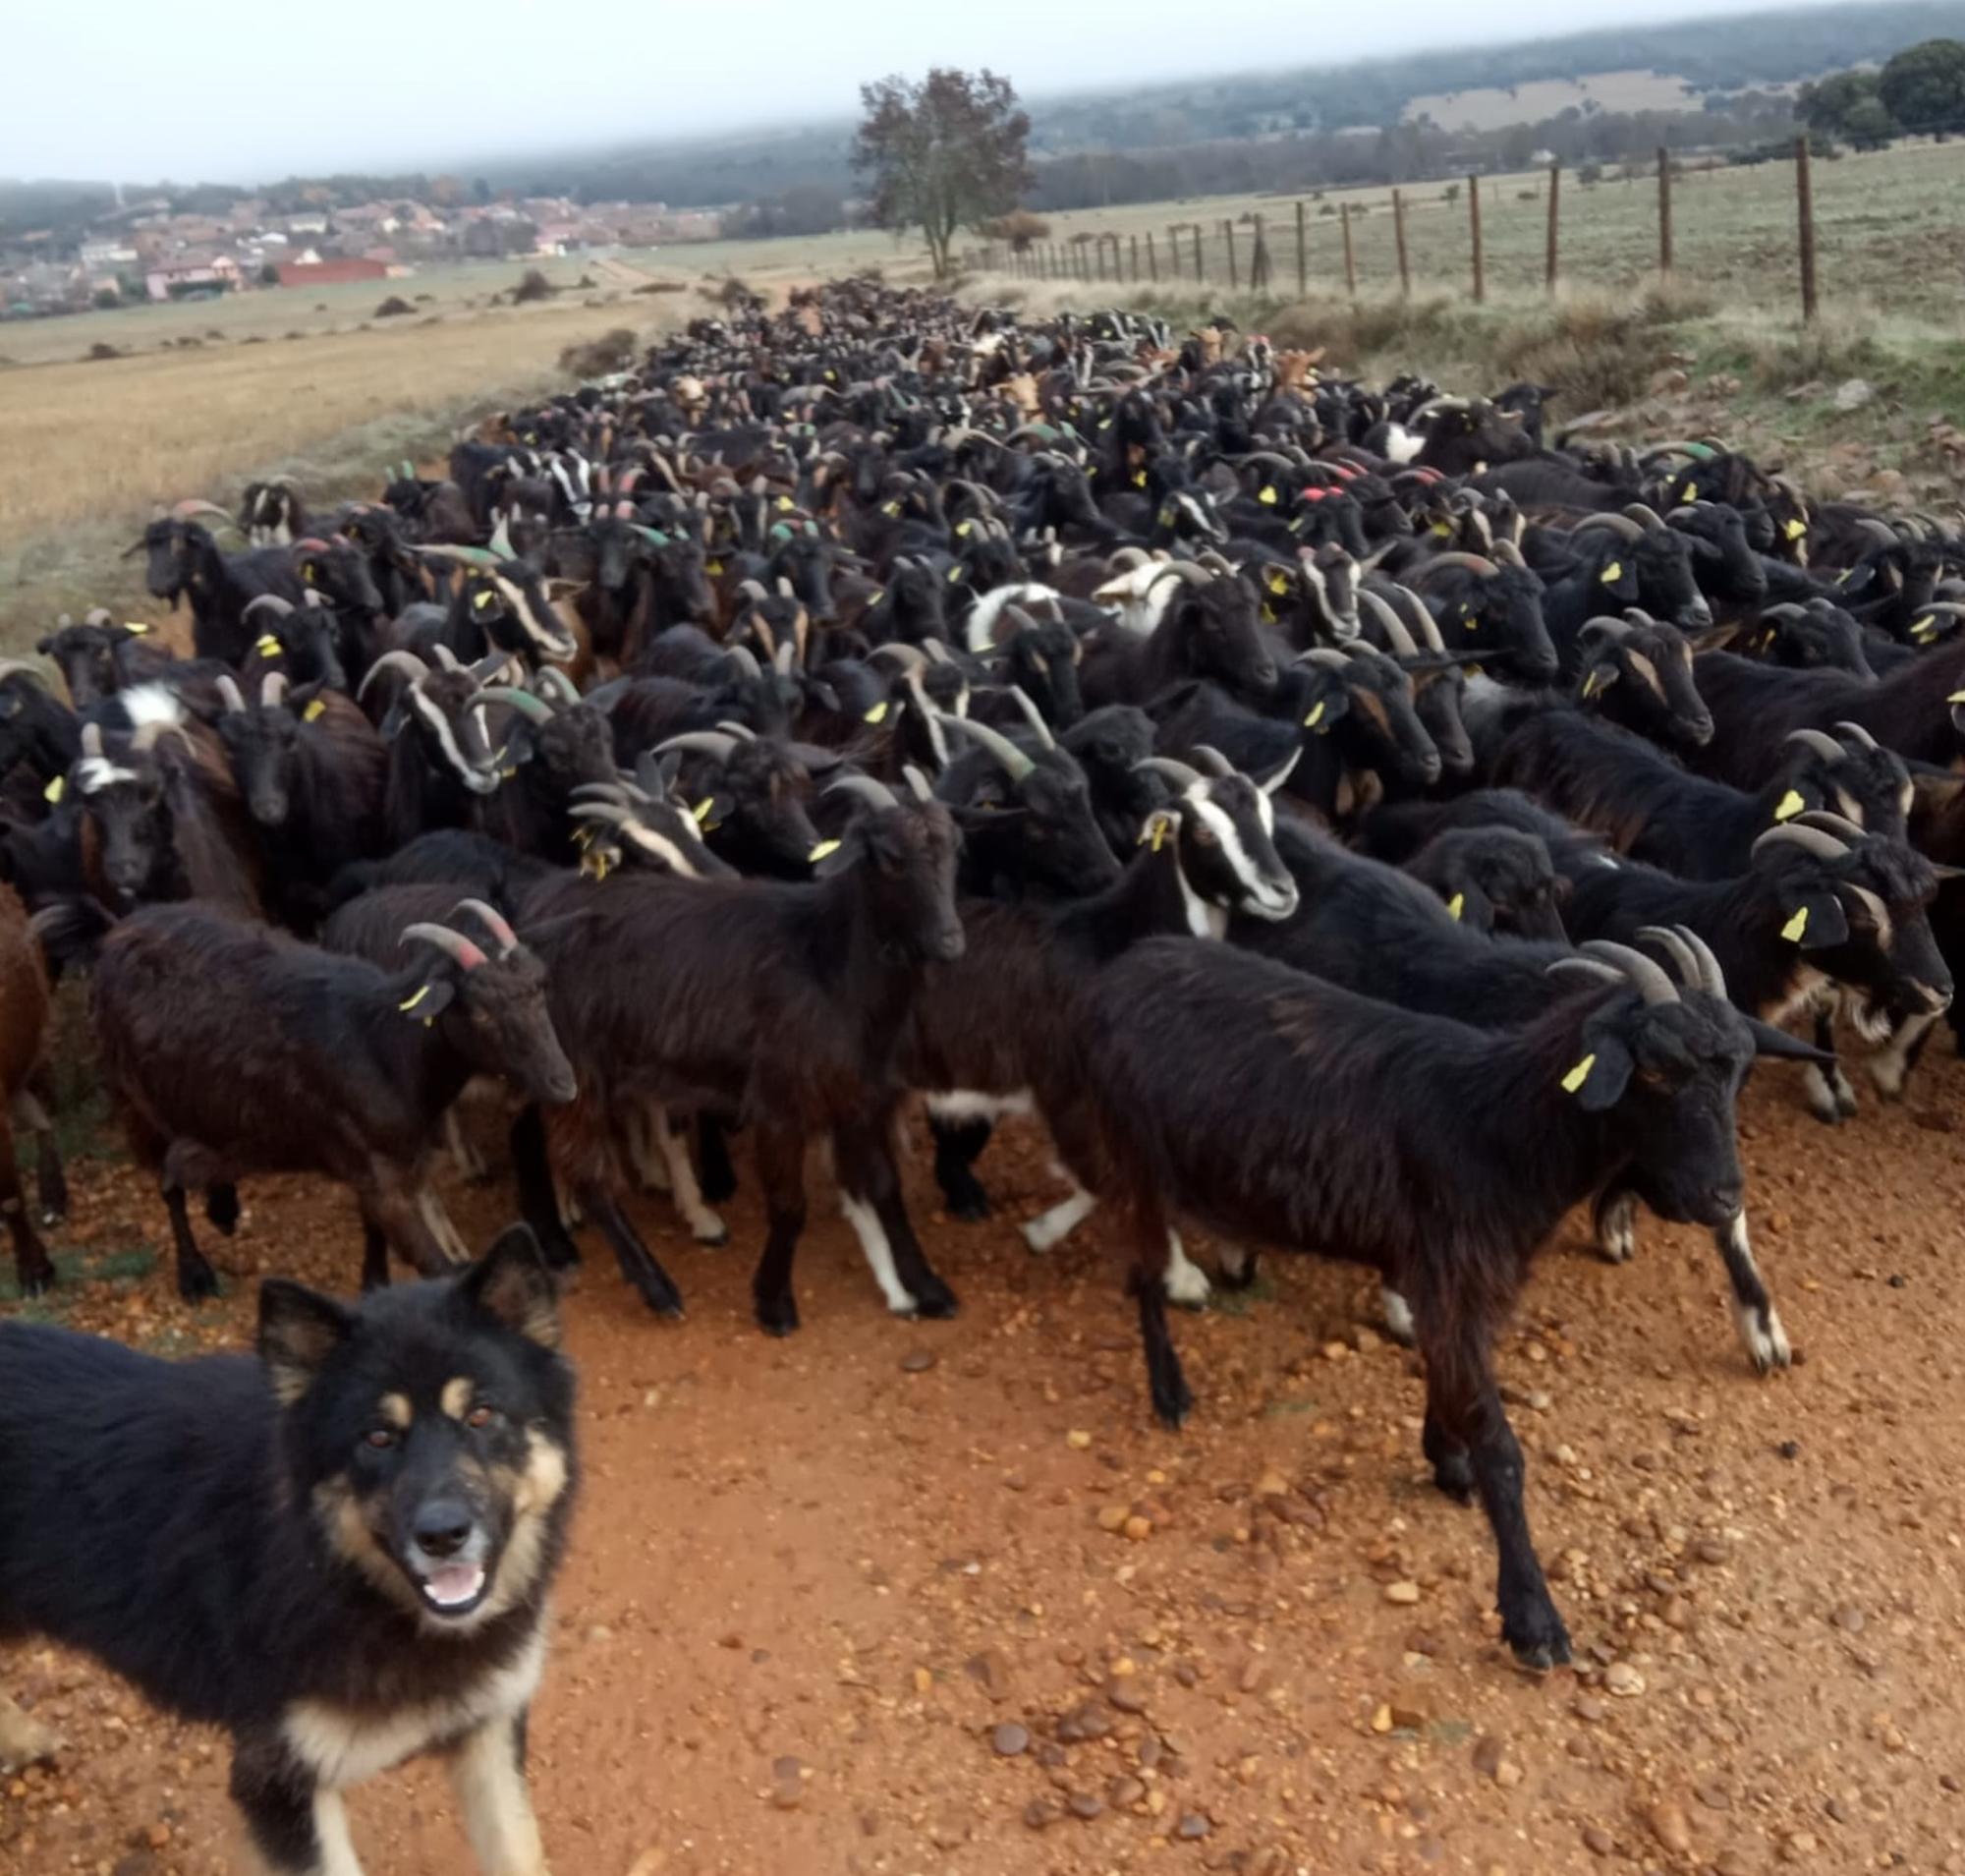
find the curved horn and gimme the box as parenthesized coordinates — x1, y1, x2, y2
(1003, 685, 1057, 752)
(902, 763, 933, 804)
(411, 543, 506, 569)
(81, 722, 103, 759)
(533, 666, 582, 707)
(1578, 939, 1680, 1005)
(243, 594, 297, 620)
(1638, 925, 1712, 998)
(1753, 822, 1851, 862)
(1572, 513, 1645, 542)
(1622, 503, 1669, 531)
(1841, 881, 1891, 933)
(260, 672, 288, 711)
(1137, 755, 1204, 792)
(357, 650, 432, 699)
(400, 923, 487, 971)
(0, 661, 50, 691)
(1784, 726, 1846, 762)
(1792, 809, 1866, 842)
(215, 673, 247, 714)
(453, 897, 520, 957)
(711, 718, 758, 743)
(1670, 924, 1728, 999)
(479, 685, 555, 724)
(1188, 745, 1238, 778)
(1414, 551, 1499, 578)
(942, 711, 1035, 781)
(654, 731, 739, 764)
(825, 773, 900, 815)
(1831, 719, 1881, 752)
(870, 643, 929, 672)
(1358, 589, 1419, 658)
(723, 645, 761, 682)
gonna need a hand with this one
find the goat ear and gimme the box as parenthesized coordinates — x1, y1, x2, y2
(1563, 1033, 1634, 1112)
(398, 974, 457, 1023)
(258, 1278, 354, 1407)
(460, 1224, 561, 1350)
(1786, 891, 1850, 951)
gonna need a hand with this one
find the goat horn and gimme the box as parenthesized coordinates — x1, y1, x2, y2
(1572, 513, 1644, 542)
(1792, 809, 1866, 842)
(453, 898, 520, 957)
(261, 672, 288, 711)
(1189, 745, 1237, 778)
(1831, 719, 1881, 752)
(825, 773, 900, 815)
(215, 674, 246, 714)
(412, 543, 506, 568)
(1623, 503, 1669, 531)
(171, 499, 237, 527)
(401, 924, 487, 971)
(243, 594, 296, 619)
(358, 650, 432, 698)
(901, 764, 933, 804)
(942, 711, 1034, 782)
(1841, 881, 1891, 932)
(1416, 552, 1499, 577)
(479, 685, 554, 724)
(1854, 518, 1900, 548)
(870, 644, 929, 672)
(1753, 822, 1850, 861)
(0, 661, 50, 690)
(1358, 589, 1418, 658)
(1637, 926, 1710, 998)
(1785, 729, 1846, 762)
(1578, 939, 1680, 1005)
(655, 731, 738, 764)
(711, 718, 758, 743)
(533, 667, 581, 707)
(1670, 924, 1729, 999)
(1137, 755, 1204, 792)
(1003, 685, 1057, 752)
(81, 722, 103, 759)
(131, 721, 192, 755)
(724, 646, 761, 682)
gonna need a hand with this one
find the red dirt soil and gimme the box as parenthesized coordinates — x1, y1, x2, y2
(5, 1052, 1965, 1876)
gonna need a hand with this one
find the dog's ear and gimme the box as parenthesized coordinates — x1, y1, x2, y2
(461, 1224, 561, 1350)
(258, 1279, 354, 1406)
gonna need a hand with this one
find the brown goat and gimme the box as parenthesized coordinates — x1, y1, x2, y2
(0, 883, 63, 1293)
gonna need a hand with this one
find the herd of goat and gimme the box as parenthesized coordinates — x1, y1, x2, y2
(5, 278, 1965, 1670)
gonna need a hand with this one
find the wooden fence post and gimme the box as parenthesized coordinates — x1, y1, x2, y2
(1341, 201, 1357, 298)
(1224, 219, 1240, 290)
(1657, 145, 1673, 278)
(1193, 224, 1205, 282)
(1795, 135, 1819, 324)
(1392, 189, 1410, 298)
(1546, 162, 1561, 293)
(1469, 175, 1485, 304)
(1295, 199, 1308, 297)
(1130, 234, 1139, 282)
(1147, 232, 1158, 283)
(1168, 225, 1181, 279)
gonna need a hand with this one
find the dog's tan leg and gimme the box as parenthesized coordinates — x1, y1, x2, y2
(450, 1712, 548, 1876)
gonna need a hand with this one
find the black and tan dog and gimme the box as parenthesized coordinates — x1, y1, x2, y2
(0, 1224, 576, 1875)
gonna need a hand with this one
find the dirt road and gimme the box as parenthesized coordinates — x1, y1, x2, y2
(5, 1048, 1965, 1875)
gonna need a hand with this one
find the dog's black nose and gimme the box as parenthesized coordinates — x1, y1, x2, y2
(412, 1503, 475, 1559)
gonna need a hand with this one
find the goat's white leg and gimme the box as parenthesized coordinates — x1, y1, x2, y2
(1594, 1190, 1639, 1264)
(1022, 1177, 1097, 1254)
(838, 1190, 919, 1315)
(1869, 1010, 1939, 1102)
(1715, 1209, 1791, 1373)
(1380, 1286, 1417, 1346)
(1161, 1230, 1211, 1308)
(624, 1100, 672, 1193)
(654, 1109, 725, 1244)
(445, 1109, 490, 1184)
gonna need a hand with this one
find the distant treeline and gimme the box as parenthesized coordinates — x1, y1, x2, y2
(5, 0, 1961, 243)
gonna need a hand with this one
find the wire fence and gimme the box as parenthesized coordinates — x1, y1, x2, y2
(965, 133, 1965, 329)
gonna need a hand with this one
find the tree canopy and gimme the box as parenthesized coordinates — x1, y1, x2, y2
(1879, 36, 1965, 132)
(854, 69, 1031, 278)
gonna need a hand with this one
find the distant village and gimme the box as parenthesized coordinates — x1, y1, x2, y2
(1, 193, 725, 317)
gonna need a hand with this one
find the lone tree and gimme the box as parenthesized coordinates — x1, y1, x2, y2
(855, 68, 1032, 279)
(1879, 37, 1965, 137)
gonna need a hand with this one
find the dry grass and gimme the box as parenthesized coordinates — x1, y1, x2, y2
(0, 295, 688, 645)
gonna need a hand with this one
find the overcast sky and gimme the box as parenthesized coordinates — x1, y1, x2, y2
(8, 0, 1834, 185)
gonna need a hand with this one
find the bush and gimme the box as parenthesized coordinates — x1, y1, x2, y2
(92, 286, 120, 311)
(83, 341, 124, 362)
(512, 268, 555, 304)
(374, 295, 416, 317)
(1579, 162, 1604, 186)
(558, 327, 640, 377)
(982, 210, 1051, 253)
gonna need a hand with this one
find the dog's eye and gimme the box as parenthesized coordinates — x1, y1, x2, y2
(467, 1404, 498, 1430)
(365, 1428, 399, 1450)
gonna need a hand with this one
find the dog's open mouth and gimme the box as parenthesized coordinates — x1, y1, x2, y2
(415, 1562, 488, 1616)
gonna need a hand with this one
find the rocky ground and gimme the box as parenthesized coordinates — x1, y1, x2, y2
(4, 1042, 1965, 1876)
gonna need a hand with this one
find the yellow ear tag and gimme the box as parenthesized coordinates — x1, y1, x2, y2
(881, 501, 902, 517)
(475, 591, 494, 610)
(776, 495, 794, 511)
(824, 369, 836, 381)
(1773, 789, 1806, 822)
(1430, 521, 1452, 538)
(302, 564, 315, 583)
(706, 558, 724, 576)
(955, 520, 973, 538)
(1581, 668, 1605, 700)
(1784, 519, 1808, 541)
(1266, 572, 1289, 597)
(1600, 560, 1623, 585)
(124, 620, 148, 635)
(808, 838, 841, 863)
(1447, 891, 1465, 922)
(304, 699, 326, 723)
(947, 566, 963, 584)
(1947, 691, 1965, 706)
(692, 797, 714, 823)
(1782, 905, 1810, 942)
(42, 774, 63, 804)
(1560, 1052, 1597, 1096)
(1259, 485, 1277, 505)
(1132, 472, 1147, 487)
(1914, 615, 1938, 641)
(863, 700, 889, 724)
(254, 633, 281, 655)
(1149, 817, 1168, 852)
(1304, 699, 1325, 728)
(399, 985, 430, 1013)
(1678, 481, 1696, 504)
